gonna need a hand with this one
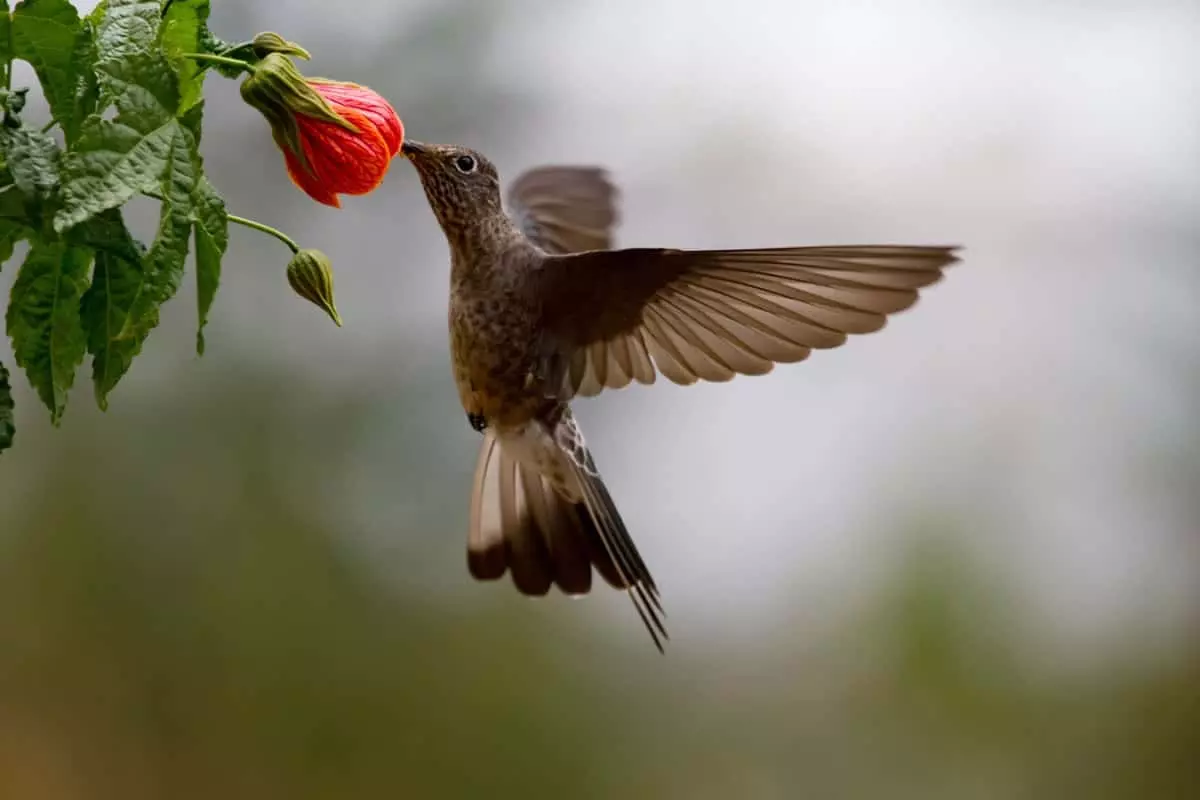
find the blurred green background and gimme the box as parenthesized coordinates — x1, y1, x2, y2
(2, 1, 1198, 797)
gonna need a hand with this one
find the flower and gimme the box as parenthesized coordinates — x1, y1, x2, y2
(286, 249, 343, 326)
(240, 53, 404, 207)
(305, 79, 404, 155)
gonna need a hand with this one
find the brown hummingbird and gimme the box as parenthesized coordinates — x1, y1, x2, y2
(400, 139, 958, 651)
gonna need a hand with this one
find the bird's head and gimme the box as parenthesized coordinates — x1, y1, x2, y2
(400, 140, 504, 234)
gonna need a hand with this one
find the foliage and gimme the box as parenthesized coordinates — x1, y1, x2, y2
(0, 0, 385, 454)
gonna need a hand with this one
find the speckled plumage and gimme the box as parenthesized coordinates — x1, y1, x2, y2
(401, 138, 959, 652)
(407, 145, 549, 426)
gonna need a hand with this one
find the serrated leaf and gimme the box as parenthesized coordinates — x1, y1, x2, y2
(95, 35, 179, 115)
(71, 208, 149, 408)
(55, 114, 181, 231)
(75, 137, 194, 409)
(5, 240, 92, 423)
(191, 175, 225, 354)
(51, 0, 206, 404)
(79, 226, 147, 409)
(160, 0, 210, 114)
(95, 0, 160, 63)
(118, 126, 194, 341)
(0, 359, 14, 453)
(55, 6, 194, 233)
(11, 0, 91, 142)
(0, 126, 60, 198)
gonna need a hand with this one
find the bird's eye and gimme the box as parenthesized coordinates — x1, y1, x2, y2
(453, 154, 477, 174)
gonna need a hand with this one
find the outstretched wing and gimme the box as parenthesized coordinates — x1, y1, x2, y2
(536, 245, 960, 398)
(506, 166, 618, 255)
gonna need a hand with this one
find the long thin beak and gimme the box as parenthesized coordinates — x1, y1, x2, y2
(400, 139, 428, 158)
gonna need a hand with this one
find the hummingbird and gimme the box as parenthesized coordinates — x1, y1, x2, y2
(400, 139, 958, 651)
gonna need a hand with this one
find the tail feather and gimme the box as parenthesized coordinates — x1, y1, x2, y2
(497, 451, 554, 595)
(521, 458, 593, 594)
(467, 434, 507, 581)
(467, 423, 668, 651)
(570, 461, 667, 652)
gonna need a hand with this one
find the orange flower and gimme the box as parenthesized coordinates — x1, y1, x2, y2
(307, 79, 404, 156)
(240, 53, 404, 207)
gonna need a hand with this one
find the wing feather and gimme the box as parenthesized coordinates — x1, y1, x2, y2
(537, 245, 959, 397)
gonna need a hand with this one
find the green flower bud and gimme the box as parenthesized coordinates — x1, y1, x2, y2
(286, 249, 342, 327)
(252, 31, 312, 61)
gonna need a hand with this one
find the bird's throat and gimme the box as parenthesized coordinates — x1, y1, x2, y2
(443, 213, 526, 284)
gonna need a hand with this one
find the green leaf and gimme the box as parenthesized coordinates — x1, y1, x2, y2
(78, 213, 147, 409)
(0, 359, 14, 453)
(69, 21, 100, 143)
(54, 114, 181, 231)
(0, 126, 61, 198)
(119, 127, 194, 339)
(0, 3, 13, 93)
(179, 96, 203, 144)
(160, 0, 211, 114)
(80, 249, 138, 409)
(10, 0, 91, 142)
(191, 175, 225, 355)
(55, 1, 196, 233)
(67, 205, 142, 263)
(74, 153, 195, 410)
(5, 240, 92, 423)
(0, 181, 34, 267)
(51, 0, 208, 404)
(87, 1, 110, 29)
(95, 0, 161, 63)
(0, 216, 30, 268)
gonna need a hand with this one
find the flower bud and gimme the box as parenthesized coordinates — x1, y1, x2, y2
(286, 249, 342, 326)
(252, 31, 311, 61)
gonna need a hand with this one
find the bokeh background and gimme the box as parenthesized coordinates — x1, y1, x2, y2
(2, 0, 1199, 797)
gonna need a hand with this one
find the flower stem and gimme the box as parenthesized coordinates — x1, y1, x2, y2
(227, 213, 300, 253)
(182, 52, 255, 74)
(140, 190, 299, 253)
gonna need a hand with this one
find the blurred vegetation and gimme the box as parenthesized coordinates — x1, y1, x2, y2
(0, 368, 1197, 799)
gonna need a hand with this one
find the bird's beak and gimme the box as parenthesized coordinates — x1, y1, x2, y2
(400, 139, 428, 159)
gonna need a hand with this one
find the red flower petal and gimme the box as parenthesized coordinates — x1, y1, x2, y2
(286, 105, 392, 205)
(283, 146, 341, 207)
(310, 79, 404, 156)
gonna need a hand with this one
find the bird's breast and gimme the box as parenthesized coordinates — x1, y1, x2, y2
(448, 291, 543, 429)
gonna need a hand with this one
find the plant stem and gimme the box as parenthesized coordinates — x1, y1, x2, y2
(140, 190, 299, 253)
(182, 52, 255, 74)
(227, 213, 300, 253)
(40, 119, 57, 134)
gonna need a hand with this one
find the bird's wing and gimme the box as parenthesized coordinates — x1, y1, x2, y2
(506, 166, 618, 255)
(536, 245, 960, 398)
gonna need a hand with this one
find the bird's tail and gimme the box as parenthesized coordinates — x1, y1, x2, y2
(467, 416, 667, 651)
